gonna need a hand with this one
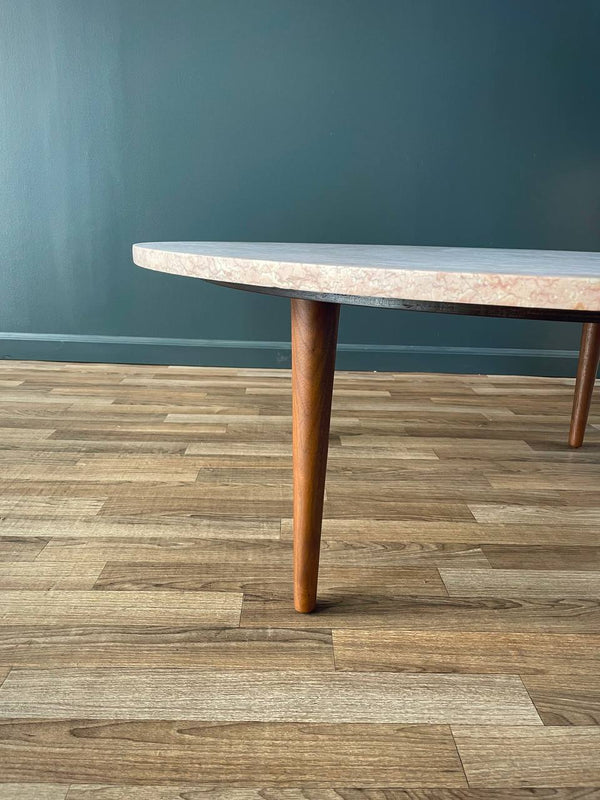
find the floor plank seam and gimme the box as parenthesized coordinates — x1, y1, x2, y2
(449, 724, 471, 788)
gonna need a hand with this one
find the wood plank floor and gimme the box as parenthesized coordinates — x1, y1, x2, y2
(0, 359, 599, 797)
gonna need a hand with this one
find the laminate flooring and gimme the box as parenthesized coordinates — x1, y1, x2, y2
(0, 360, 599, 796)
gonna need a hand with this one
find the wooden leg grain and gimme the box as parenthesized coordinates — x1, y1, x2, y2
(569, 322, 600, 448)
(291, 298, 340, 613)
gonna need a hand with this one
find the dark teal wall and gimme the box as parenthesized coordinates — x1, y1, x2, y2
(2, 0, 599, 374)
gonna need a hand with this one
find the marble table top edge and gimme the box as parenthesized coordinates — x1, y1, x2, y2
(132, 241, 600, 312)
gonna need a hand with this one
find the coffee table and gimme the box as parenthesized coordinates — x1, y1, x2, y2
(133, 242, 600, 612)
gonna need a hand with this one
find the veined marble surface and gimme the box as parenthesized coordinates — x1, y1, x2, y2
(133, 242, 600, 311)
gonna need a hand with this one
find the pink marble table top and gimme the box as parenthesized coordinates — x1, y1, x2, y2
(132, 242, 600, 312)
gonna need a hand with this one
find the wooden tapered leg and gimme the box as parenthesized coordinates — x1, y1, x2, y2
(291, 298, 340, 613)
(569, 322, 600, 448)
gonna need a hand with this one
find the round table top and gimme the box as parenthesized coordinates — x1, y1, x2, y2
(132, 241, 600, 312)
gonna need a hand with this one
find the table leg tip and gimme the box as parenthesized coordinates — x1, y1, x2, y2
(294, 598, 317, 613)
